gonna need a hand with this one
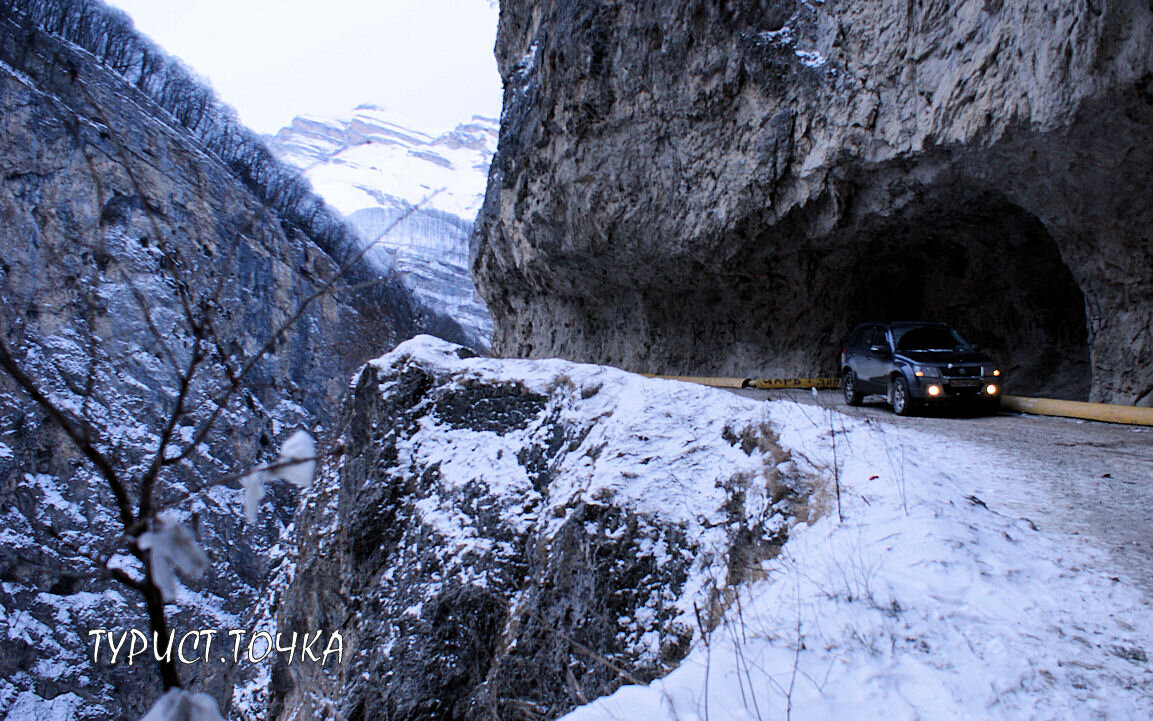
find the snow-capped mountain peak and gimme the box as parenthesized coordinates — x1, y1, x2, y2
(268, 106, 498, 349)
(269, 104, 497, 220)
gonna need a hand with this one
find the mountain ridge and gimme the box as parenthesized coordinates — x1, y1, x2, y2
(268, 105, 498, 350)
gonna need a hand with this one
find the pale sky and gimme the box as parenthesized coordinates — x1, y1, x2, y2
(106, 0, 503, 134)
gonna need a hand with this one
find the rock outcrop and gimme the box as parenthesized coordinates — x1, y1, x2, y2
(272, 336, 814, 721)
(473, 0, 1153, 403)
(0, 3, 430, 717)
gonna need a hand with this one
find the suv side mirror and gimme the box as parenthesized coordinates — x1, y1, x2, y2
(869, 344, 890, 355)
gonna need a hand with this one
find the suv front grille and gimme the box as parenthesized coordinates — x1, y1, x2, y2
(941, 366, 980, 377)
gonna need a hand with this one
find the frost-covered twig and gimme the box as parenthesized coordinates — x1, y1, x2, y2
(728, 590, 765, 720)
(136, 512, 209, 602)
(785, 571, 802, 721)
(155, 432, 321, 519)
(139, 687, 223, 721)
(693, 601, 712, 721)
(40, 521, 145, 592)
(811, 388, 844, 522)
(519, 619, 646, 688)
(0, 337, 134, 528)
(830, 405, 843, 523)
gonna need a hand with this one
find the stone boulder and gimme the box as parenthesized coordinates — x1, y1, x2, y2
(272, 336, 815, 720)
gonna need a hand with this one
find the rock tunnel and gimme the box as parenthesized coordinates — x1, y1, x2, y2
(819, 189, 1091, 399)
(472, 0, 1153, 405)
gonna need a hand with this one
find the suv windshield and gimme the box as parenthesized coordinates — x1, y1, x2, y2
(894, 326, 972, 352)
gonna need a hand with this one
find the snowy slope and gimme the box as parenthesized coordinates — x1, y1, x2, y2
(267, 106, 497, 348)
(561, 396, 1153, 720)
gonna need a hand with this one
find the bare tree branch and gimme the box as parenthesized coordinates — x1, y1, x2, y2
(170, 192, 439, 470)
(137, 328, 206, 525)
(124, 274, 181, 376)
(41, 522, 146, 592)
(0, 16, 443, 700)
(0, 336, 134, 530)
(80, 305, 100, 434)
(73, 81, 202, 351)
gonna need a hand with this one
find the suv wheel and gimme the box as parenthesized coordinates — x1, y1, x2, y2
(890, 376, 913, 416)
(842, 370, 863, 406)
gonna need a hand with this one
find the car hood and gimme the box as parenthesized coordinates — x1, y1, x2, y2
(896, 350, 992, 365)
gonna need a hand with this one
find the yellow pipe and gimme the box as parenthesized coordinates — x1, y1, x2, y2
(1002, 395, 1153, 427)
(643, 375, 843, 390)
(749, 377, 841, 390)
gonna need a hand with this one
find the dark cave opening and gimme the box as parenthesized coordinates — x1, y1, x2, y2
(833, 196, 1090, 399)
(578, 191, 1093, 399)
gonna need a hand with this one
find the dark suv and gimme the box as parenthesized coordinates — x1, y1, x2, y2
(840, 322, 1002, 415)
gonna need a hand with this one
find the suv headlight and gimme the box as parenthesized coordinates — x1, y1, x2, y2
(982, 366, 1001, 378)
(913, 365, 941, 378)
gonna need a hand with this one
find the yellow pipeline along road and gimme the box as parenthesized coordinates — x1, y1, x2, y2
(640, 374, 748, 389)
(1001, 395, 1153, 427)
(747, 377, 841, 390)
(645, 375, 1153, 427)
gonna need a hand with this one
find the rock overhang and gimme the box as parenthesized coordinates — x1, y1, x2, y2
(472, 0, 1153, 404)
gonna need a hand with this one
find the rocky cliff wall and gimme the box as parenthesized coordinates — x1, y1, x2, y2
(473, 0, 1153, 403)
(0, 5, 423, 718)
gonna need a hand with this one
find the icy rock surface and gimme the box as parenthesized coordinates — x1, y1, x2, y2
(271, 336, 816, 721)
(268, 107, 498, 350)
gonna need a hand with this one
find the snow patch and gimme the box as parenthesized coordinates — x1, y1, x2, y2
(756, 26, 794, 45)
(3, 691, 83, 721)
(795, 49, 827, 67)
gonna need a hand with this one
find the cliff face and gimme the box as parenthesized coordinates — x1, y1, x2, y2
(473, 0, 1153, 403)
(272, 336, 813, 721)
(0, 5, 420, 718)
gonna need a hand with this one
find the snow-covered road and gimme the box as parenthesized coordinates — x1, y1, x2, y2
(730, 387, 1153, 600)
